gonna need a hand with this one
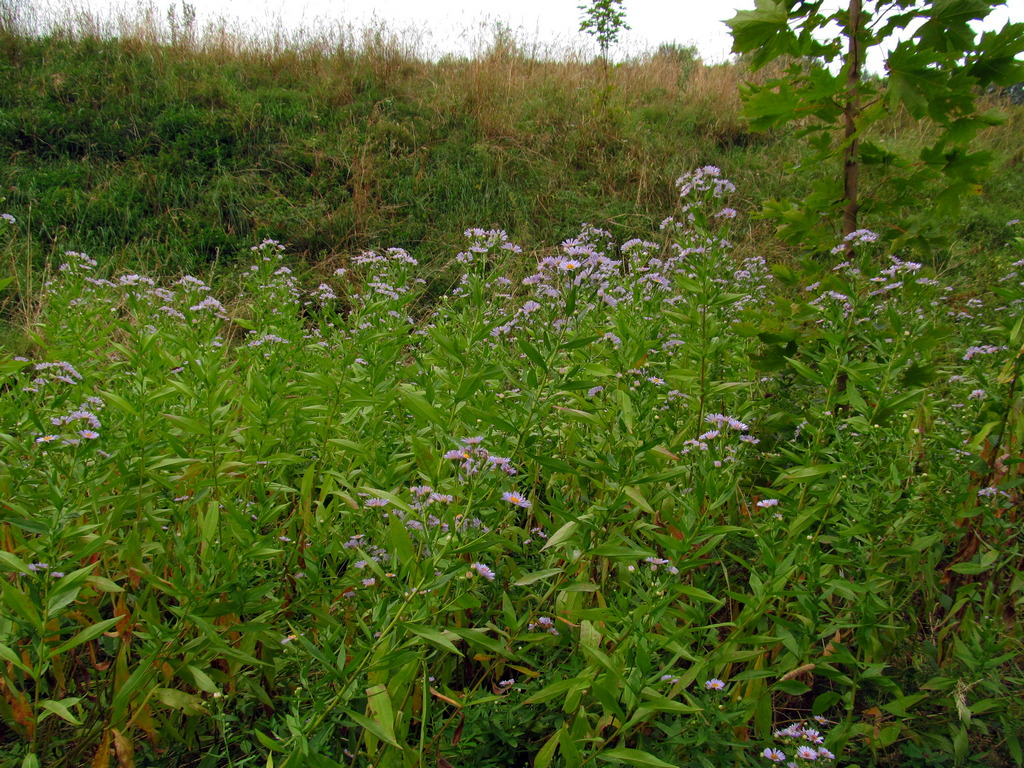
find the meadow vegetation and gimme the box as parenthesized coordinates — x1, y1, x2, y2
(1, 4, 1023, 768)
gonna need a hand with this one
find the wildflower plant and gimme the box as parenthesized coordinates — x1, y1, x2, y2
(1, 174, 1022, 768)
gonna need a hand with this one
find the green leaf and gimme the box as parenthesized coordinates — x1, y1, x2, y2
(518, 337, 547, 370)
(38, 697, 84, 724)
(397, 386, 448, 428)
(513, 568, 564, 586)
(534, 730, 560, 768)
(560, 335, 600, 351)
(387, 516, 415, 569)
(2, 580, 42, 630)
(184, 664, 220, 694)
(49, 616, 120, 657)
(916, 0, 992, 53)
(675, 584, 721, 604)
(741, 81, 801, 130)
(726, 0, 795, 67)
(399, 622, 462, 656)
(948, 560, 992, 575)
(154, 688, 209, 715)
(968, 25, 1024, 85)
(0, 642, 34, 676)
(778, 463, 840, 483)
(784, 356, 824, 385)
(774, 679, 811, 695)
(365, 684, 398, 746)
(85, 575, 124, 593)
(163, 413, 210, 436)
(622, 486, 654, 515)
(542, 521, 578, 551)
(522, 677, 581, 706)
(616, 388, 635, 431)
(887, 43, 947, 119)
(554, 407, 605, 429)
(342, 707, 400, 749)
(255, 729, 286, 753)
(1002, 715, 1023, 765)
(0, 551, 31, 574)
(447, 627, 511, 657)
(529, 453, 576, 474)
(812, 691, 842, 715)
(200, 498, 219, 546)
(597, 747, 679, 768)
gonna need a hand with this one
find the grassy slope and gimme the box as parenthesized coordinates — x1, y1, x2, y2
(0, 21, 1021, 278)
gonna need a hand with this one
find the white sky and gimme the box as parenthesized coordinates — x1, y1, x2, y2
(24, 0, 1024, 64)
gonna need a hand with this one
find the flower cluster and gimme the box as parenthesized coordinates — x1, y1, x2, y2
(680, 412, 756, 462)
(675, 166, 736, 200)
(761, 719, 837, 765)
(28, 562, 65, 577)
(528, 616, 559, 635)
(455, 228, 522, 265)
(443, 437, 518, 477)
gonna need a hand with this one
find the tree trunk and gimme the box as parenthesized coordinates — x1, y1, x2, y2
(842, 0, 864, 246)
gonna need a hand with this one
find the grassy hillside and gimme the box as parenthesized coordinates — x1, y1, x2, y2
(1, 10, 1019, 281)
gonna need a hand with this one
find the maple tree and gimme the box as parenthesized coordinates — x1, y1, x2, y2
(727, 0, 1024, 254)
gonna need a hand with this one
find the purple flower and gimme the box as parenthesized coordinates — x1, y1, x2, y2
(502, 491, 531, 509)
(796, 745, 818, 760)
(704, 678, 725, 690)
(528, 615, 559, 634)
(963, 345, 1003, 361)
(762, 748, 786, 762)
(471, 562, 495, 581)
